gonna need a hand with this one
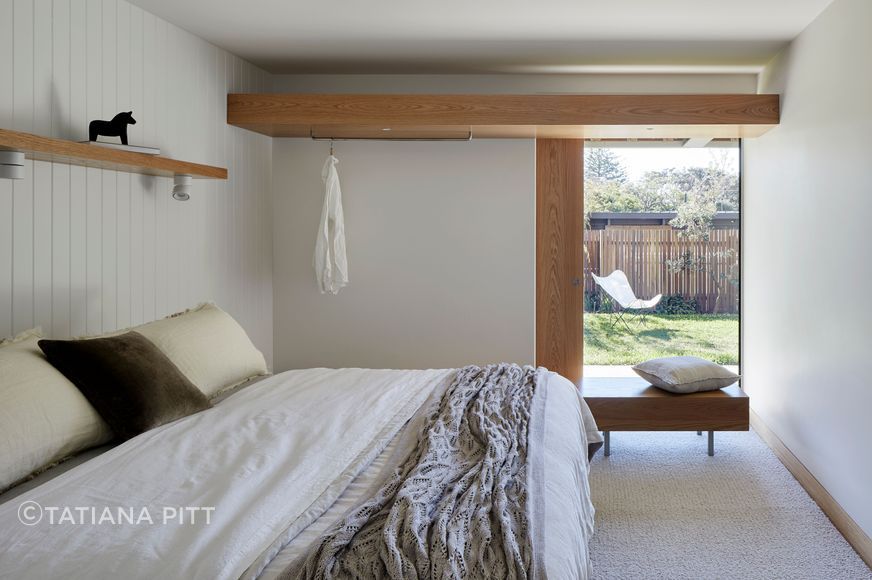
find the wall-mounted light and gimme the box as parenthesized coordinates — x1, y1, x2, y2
(0, 151, 25, 179)
(172, 174, 192, 201)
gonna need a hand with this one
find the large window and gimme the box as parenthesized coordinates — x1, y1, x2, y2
(583, 140, 740, 374)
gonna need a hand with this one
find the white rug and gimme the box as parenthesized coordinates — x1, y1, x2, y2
(588, 430, 871, 580)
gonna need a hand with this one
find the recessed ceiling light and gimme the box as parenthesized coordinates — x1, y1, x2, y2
(381, 128, 392, 131)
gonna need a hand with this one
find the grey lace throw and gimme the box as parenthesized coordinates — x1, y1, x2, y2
(283, 363, 544, 580)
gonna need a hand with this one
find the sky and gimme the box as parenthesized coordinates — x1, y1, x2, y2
(599, 145, 740, 182)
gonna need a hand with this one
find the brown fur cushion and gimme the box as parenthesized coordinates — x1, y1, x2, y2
(38, 332, 211, 441)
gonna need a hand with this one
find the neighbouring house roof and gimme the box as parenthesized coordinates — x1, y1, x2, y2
(588, 211, 739, 230)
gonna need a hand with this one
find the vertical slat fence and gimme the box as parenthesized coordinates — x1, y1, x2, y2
(584, 226, 740, 313)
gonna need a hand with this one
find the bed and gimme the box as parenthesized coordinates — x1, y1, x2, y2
(0, 310, 601, 580)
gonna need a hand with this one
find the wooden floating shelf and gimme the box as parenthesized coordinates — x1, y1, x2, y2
(227, 93, 779, 140)
(0, 128, 227, 179)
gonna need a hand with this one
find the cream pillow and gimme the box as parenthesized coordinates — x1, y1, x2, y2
(134, 303, 268, 397)
(0, 329, 112, 491)
(632, 356, 739, 394)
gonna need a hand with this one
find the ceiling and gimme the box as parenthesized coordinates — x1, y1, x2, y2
(129, 0, 836, 74)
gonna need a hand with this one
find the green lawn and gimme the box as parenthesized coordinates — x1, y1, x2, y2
(584, 313, 739, 365)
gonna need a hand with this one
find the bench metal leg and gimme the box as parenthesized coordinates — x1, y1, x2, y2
(599, 430, 712, 456)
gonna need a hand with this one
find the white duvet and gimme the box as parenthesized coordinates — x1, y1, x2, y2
(0, 368, 599, 580)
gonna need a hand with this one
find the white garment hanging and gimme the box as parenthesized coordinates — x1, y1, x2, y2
(313, 154, 349, 294)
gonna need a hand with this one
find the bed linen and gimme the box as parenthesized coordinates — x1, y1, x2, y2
(254, 368, 599, 580)
(289, 364, 541, 579)
(0, 367, 600, 580)
(0, 368, 449, 579)
(0, 376, 271, 505)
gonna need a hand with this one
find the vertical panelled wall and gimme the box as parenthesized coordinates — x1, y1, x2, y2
(0, 0, 274, 365)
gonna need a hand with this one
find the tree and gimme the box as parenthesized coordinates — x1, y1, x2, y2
(669, 154, 736, 239)
(585, 180, 642, 213)
(670, 187, 717, 240)
(666, 154, 739, 313)
(583, 149, 737, 213)
(665, 249, 738, 315)
(633, 171, 683, 212)
(585, 148, 627, 183)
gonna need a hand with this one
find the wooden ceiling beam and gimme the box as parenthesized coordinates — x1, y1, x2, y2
(227, 93, 779, 139)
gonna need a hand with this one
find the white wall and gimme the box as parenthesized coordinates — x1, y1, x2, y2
(272, 139, 535, 371)
(271, 73, 761, 372)
(273, 73, 759, 94)
(744, 0, 872, 537)
(0, 0, 274, 365)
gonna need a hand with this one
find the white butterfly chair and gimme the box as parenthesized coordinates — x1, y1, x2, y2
(591, 270, 663, 331)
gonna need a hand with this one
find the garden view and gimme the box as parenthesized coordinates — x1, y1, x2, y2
(583, 144, 740, 369)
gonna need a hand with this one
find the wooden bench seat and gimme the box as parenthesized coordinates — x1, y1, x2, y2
(581, 376, 749, 456)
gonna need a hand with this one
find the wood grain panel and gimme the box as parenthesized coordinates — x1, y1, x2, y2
(0, 128, 227, 179)
(582, 378, 749, 431)
(228, 93, 780, 138)
(240, 123, 775, 140)
(309, 124, 473, 140)
(229, 93, 780, 126)
(536, 139, 584, 384)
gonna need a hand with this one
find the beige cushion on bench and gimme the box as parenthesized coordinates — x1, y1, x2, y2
(632, 356, 739, 394)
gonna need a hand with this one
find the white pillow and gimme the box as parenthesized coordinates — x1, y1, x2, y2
(0, 329, 112, 491)
(134, 303, 268, 397)
(632, 356, 739, 394)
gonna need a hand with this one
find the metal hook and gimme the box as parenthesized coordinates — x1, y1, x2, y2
(329, 139, 334, 156)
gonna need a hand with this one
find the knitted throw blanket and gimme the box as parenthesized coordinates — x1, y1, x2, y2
(283, 364, 545, 580)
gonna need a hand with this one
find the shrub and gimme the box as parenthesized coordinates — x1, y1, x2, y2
(585, 290, 615, 313)
(584, 290, 602, 313)
(655, 294, 700, 315)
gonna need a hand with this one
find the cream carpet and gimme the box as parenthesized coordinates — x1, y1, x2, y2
(588, 430, 871, 580)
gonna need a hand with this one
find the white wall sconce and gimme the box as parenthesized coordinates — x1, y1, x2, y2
(172, 174, 192, 201)
(0, 151, 25, 179)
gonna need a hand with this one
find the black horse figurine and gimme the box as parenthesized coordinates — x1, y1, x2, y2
(89, 111, 136, 145)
